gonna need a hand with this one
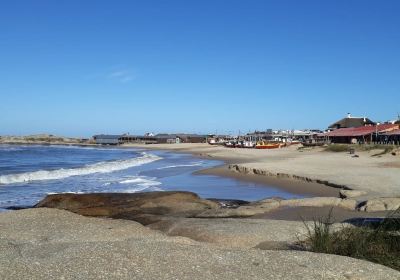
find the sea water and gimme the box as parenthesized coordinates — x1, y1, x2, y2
(0, 144, 303, 210)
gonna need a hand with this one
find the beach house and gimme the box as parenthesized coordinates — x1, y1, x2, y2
(328, 113, 375, 130)
(324, 124, 399, 144)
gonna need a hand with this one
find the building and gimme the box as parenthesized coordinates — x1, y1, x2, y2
(119, 135, 157, 144)
(324, 124, 399, 144)
(93, 134, 122, 145)
(176, 134, 207, 143)
(328, 113, 375, 130)
(93, 134, 158, 145)
(154, 134, 207, 144)
(381, 129, 400, 145)
(245, 130, 274, 141)
(154, 134, 180, 144)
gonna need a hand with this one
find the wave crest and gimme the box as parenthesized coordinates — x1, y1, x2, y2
(0, 153, 161, 185)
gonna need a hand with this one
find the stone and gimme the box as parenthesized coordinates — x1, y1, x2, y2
(279, 197, 342, 208)
(1, 209, 399, 280)
(338, 199, 358, 210)
(339, 190, 367, 199)
(357, 197, 400, 212)
(147, 217, 312, 248)
(36, 191, 219, 218)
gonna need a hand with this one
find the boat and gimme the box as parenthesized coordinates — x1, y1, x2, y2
(243, 141, 255, 148)
(255, 141, 282, 149)
(224, 141, 235, 148)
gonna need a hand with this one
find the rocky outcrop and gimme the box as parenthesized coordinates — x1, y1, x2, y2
(36, 191, 219, 218)
(228, 164, 352, 190)
(357, 197, 400, 212)
(279, 197, 358, 210)
(339, 189, 367, 199)
(36, 191, 396, 222)
(1, 208, 399, 280)
(196, 197, 358, 218)
(147, 217, 312, 248)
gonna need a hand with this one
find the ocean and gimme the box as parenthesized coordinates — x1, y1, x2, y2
(0, 144, 303, 210)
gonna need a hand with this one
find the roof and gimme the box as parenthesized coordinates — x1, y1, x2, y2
(328, 117, 375, 129)
(176, 134, 206, 138)
(325, 124, 398, 137)
(93, 134, 122, 139)
(155, 134, 178, 139)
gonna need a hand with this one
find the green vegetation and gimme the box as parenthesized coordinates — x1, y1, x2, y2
(300, 208, 400, 271)
(324, 144, 350, 152)
(324, 144, 395, 155)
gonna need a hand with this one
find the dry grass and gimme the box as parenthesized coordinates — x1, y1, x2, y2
(300, 208, 400, 271)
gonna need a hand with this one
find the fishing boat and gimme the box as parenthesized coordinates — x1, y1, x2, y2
(224, 141, 235, 148)
(243, 141, 255, 148)
(255, 141, 282, 149)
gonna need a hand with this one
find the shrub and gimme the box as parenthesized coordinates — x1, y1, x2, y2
(300, 208, 400, 271)
(324, 144, 350, 152)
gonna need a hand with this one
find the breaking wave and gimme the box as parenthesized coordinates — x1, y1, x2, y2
(156, 162, 203, 170)
(0, 153, 161, 185)
(119, 177, 162, 187)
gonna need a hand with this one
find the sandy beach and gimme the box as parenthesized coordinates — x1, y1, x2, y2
(123, 143, 400, 200)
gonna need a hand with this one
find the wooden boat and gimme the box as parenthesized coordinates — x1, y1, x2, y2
(255, 141, 282, 149)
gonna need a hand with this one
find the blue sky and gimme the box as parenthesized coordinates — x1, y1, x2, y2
(1, 0, 399, 137)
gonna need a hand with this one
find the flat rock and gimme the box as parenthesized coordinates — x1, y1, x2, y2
(147, 217, 311, 248)
(196, 202, 280, 218)
(279, 197, 357, 210)
(36, 191, 218, 218)
(0, 208, 399, 280)
(358, 197, 400, 212)
(340, 190, 367, 199)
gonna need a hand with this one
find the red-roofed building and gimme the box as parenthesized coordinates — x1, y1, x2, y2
(381, 129, 400, 145)
(324, 124, 399, 144)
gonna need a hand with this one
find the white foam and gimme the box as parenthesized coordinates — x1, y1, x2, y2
(157, 162, 203, 170)
(0, 145, 24, 152)
(0, 153, 161, 185)
(119, 177, 162, 187)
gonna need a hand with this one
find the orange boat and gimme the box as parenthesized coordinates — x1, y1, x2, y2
(255, 141, 282, 149)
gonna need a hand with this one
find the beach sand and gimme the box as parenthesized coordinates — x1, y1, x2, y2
(123, 143, 400, 199)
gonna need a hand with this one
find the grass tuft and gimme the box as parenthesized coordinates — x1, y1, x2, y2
(300, 207, 400, 271)
(324, 144, 350, 152)
(324, 144, 395, 155)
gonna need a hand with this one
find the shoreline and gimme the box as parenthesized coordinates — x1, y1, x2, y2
(122, 143, 348, 198)
(121, 143, 400, 200)
(119, 143, 339, 198)
(195, 165, 340, 198)
(2, 142, 399, 215)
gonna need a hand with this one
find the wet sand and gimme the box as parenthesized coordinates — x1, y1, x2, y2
(196, 165, 340, 198)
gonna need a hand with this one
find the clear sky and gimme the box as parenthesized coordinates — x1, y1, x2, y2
(1, 0, 399, 137)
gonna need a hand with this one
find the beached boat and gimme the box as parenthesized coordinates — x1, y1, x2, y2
(255, 141, 282, 149)
(243, 141, 255, 148)
(224, 141, 235, 148)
